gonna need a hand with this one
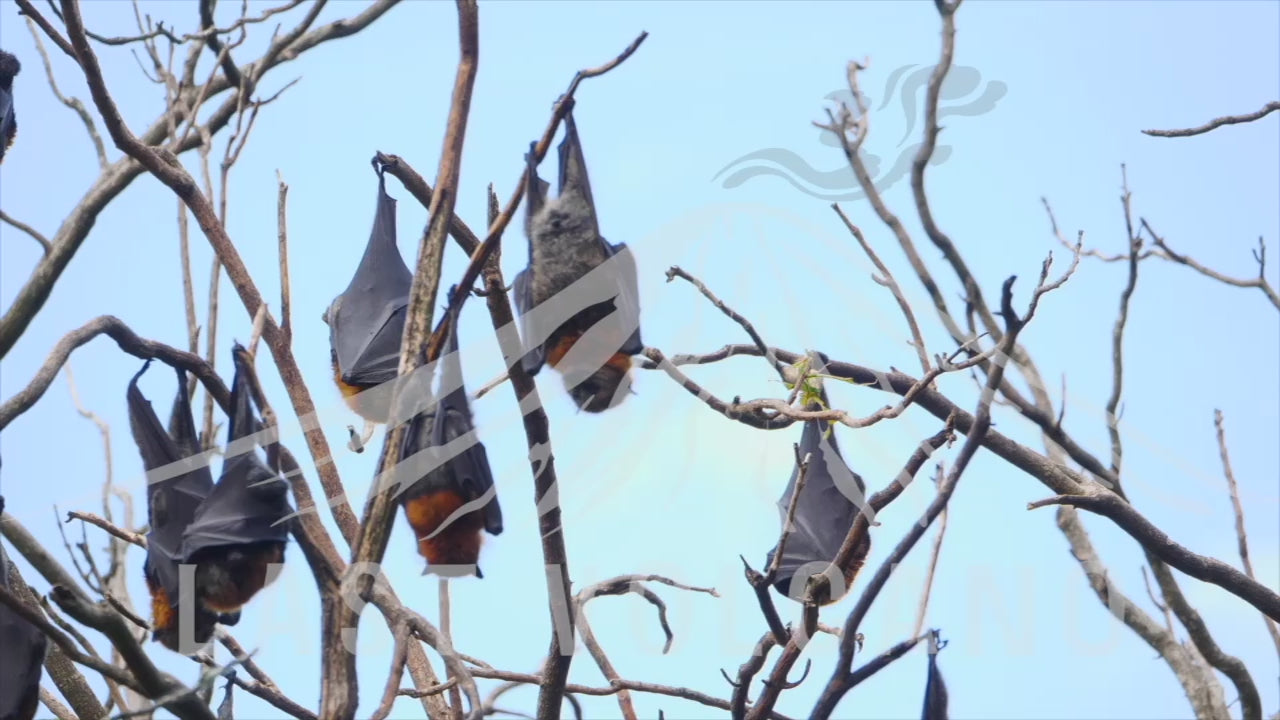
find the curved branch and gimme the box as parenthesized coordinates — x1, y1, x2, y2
(1028, 493, 1280, 622)
(1143, 100, 1280, 138)
(0, 315, 228, 431)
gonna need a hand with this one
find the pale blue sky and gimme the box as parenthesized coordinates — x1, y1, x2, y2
(2, 1, 1278, 718)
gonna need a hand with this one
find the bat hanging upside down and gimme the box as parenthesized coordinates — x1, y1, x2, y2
(764, 356, 872, 606)
(1, 513, 47, 720)
(127, 360, 233, 650)
(397, 299, 503, 578)
(512, 97, 644, 413)
(324, 159, 413, 424)
(178, 345, 293, 617)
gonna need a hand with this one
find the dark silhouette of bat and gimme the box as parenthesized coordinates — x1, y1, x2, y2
(126, 360, 233, 651)
(179, 345, 292, 616)
(0, 49, 19, 163)
(513, 98, 643, 412)
(0, 505, 47, 720)
(397, 298, 503, 578)
(764, 364, 871, 605)
(921, 633, 949, 719)
(324, 160, 413, 423)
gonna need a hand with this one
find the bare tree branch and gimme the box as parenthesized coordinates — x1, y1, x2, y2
(831, 205, 931, 375)
(1143, 100, 1280, 138)
(1215, 409, 1280, 662)
(1141, 221, 1279, 311)
(0, 209, 53, 256)
(25, 15, 109, 168)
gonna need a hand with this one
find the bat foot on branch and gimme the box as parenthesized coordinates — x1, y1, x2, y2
(470, 283, 510, 297)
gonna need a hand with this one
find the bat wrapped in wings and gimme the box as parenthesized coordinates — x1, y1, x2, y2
(0, 507, 47, 720)
(126, 360, 232, 651)
(0, 49, 20, 163)
(921, 632, 950, 720)
(179, 345, 292, 616)
(325, 160, 413, 423)
(764, 359, 872, 604)
(512, 98, 644, 413)
(397, 299, 503, 578)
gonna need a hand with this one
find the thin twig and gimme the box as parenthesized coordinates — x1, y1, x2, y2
(1214, 409, 1280, 661)
(276, 170, 292, 346)
(832, 205, 931, 375)
(1143, 101, 1280, 138)
(1141, 220, 1279, 311)
(25, 15, 109, 168)
(0, 210, 52, 256)
(912, 471, 949, 638)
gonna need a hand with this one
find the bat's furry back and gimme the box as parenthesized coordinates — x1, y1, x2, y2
(528, 195, 636, 412)
(528, 193, 611, 304)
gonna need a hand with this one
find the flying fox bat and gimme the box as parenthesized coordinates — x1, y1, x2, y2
(764, 361, 871, 605)
(398, 299, 503, 578)
(921, 634, 949, 720)
(179, 345, 292, 616)
(126, 360, 232, 651)
(512, 98, 643, 413)
(325, 159, 414, 423)
(0, 519, 47, 720)
(0, 49, 20, 163)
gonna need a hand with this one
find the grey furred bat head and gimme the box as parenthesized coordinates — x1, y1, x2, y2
(565, 361, 632, 412)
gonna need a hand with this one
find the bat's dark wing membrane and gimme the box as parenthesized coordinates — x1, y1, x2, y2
(180, 347, 292, 559)
(522, 142, 552, 251)
(600, 239, 643, 355)
(516, 143, 552, 376)
(556, 104, 600, 240)
(512, 268, 547, 376)
(399, 303, 503, 534)
(432, 305, 502, 534)
(764, 381, 863, 600)
(127, 362, 217, 620)
(167, 369, 204, 459)
(330, 162, 413, 388)
(0, 541, 46, 720)
(561, 101, 640, 357)
(921, 637, 949, 720)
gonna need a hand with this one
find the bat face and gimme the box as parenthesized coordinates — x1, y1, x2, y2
(513, 100, 644, 413)
(0, 49, 19, 164)
(764, 374, 871, 605)
(0, 540, 47, 720)
(398, 303, 503, 578)
(180, 345, 292, 615)
(326, 161, 413, 421)
(125, 360, 225, 651)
